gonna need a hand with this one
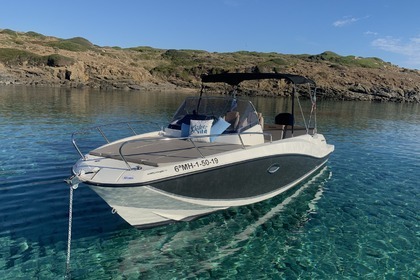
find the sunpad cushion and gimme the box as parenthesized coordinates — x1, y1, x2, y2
(181, 123, 190, 137)
(210, 117, 230, 142)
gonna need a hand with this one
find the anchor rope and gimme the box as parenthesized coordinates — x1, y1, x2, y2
(65, 183, 77, 279)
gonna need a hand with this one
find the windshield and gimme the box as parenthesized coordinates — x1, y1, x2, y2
(171, 96, 259, 131)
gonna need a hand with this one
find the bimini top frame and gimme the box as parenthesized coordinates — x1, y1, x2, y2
(200, 72, 318, 136)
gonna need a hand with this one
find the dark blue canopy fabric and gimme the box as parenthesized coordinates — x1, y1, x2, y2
(201, 73, 315, 86)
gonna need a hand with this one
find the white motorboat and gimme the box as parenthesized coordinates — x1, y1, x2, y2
(68, 73, 334, 228)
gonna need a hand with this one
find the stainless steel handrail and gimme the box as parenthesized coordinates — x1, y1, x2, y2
(71, 121, 163, 160)
(71, 136, 85, 160)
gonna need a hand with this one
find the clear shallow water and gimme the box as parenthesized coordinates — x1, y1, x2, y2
(0, 86, 418, 279)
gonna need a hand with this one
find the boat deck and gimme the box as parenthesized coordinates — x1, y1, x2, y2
(89, 139, 243, 166)
(88, 124, 310, 167)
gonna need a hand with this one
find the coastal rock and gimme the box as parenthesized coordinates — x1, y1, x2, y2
(0, 30, 419, 102)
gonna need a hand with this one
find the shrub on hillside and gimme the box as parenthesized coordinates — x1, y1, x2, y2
(25, 31, 46, 39)
(0, 48, 43, 66)
(0, 29, 18, 36)
(46, 54, 75, 67)
(46, 37, 94, 52)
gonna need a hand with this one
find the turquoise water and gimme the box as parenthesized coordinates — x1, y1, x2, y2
(0, 86, 418, 279)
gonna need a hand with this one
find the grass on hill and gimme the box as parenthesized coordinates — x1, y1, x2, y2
(302, 51, 387, 69)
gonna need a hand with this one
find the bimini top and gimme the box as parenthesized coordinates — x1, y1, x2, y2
(201, 73, 316, 86)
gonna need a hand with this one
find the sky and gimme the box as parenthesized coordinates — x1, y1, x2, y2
(1, 0, 420, 69)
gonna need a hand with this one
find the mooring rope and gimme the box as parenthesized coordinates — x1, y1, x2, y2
(65, 179, 78, 279)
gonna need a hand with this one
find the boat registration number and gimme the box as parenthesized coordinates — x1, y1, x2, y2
(174, 157, 219, 172)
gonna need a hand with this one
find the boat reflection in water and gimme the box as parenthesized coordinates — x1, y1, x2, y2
(114, 167, 332, 277)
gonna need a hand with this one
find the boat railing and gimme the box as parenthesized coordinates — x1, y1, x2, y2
(71, 121, 163, 160)
(118, 131, 273, 170)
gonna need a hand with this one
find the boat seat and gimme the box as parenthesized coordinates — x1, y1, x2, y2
(224, 111, 240, 132)
(263, 124, 285, 141)
(258, 113, 264, 128)
(275, 113, 294, 126)
(283, 125, 309, 139)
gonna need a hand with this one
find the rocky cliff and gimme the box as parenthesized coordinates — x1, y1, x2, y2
(0, 29, 419, 102)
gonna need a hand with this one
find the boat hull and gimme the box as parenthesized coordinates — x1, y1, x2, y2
(87, 153, 329, 228)
(151, 154, 328, 200)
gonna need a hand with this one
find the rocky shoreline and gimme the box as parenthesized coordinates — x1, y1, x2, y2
(1, 29, 419, 103)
